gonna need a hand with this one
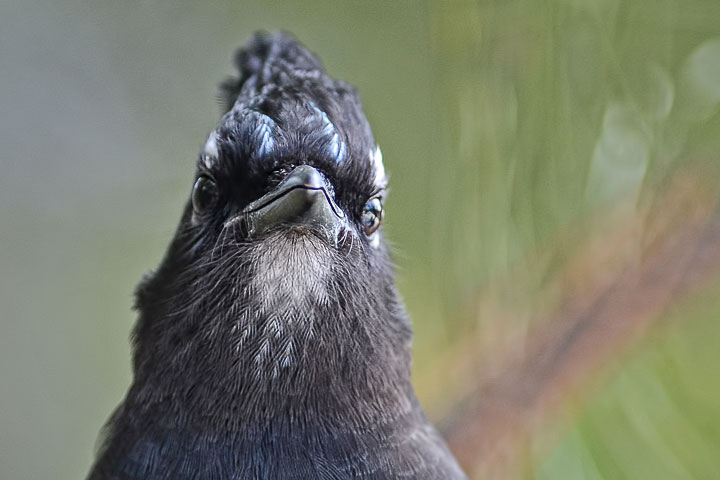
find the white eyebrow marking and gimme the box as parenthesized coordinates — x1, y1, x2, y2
(368, 146, 386, 249)
(202, 130, 220, 168)
(371, 145, 386, 187)
(250, 111, 276, 158)
(328, 132, 346, 163)
(308, 103, 346, 164)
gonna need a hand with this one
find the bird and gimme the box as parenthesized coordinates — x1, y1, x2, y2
(86, 31, 467, 480)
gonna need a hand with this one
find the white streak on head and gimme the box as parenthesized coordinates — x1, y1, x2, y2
(367, 146, 386, 249)
(308, 104, 346, 163)
(371, 146, 386, 187)
(311, 105, 336, 137)
(253, 119, 275, 158)
(328, 132, 346, 163)
(202, 131, 220, 168)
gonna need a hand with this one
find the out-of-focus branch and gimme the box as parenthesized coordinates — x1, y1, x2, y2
(440, 173, 720, 479)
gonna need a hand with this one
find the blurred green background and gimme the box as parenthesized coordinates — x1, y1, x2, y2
(2, 1, 720, 479)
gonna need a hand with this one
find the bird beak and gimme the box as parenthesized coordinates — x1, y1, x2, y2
(235, 165, 346, 242)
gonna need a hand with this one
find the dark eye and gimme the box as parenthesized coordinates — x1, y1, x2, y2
(361, 197, 383, 236)
(191, 176, 218, 214)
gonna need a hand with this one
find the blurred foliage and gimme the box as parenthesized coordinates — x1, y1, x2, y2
(537, 281, 720, 479)
(424, 0, 720, 478)
(2, 0, 720, 479)
(424, 0, 720, 309)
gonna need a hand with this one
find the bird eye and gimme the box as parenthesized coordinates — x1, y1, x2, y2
(361, 197, 383, 236)
(192, 176, 218, 214)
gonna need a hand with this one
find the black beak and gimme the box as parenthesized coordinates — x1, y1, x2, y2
(234, 165, 346, 242)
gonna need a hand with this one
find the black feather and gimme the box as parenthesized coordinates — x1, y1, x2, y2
(87, 31, 466, 480)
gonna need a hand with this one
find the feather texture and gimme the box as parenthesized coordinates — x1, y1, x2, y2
(87, 32, 466, 480)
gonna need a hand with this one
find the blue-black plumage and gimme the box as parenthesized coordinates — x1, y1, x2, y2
(86, 31, 467, 480)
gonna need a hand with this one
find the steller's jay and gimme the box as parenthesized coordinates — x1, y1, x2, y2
(86, 31, 467, 480)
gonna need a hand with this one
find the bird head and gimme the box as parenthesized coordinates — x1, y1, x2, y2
(130, 32, 414, 424)
(197, 32, 388, 250)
